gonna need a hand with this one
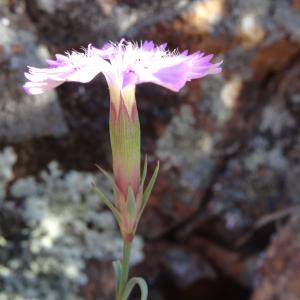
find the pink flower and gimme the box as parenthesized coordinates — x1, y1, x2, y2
(24, 40, 222, 95)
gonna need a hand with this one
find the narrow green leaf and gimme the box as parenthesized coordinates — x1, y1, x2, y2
(142, 161, 159, 208)
(123, 277, 148, 300)
(92, 184, 120, 224)
(127, 186, 137, 220)
(140, 156, 148, 192)
(137, 161, 159, 225)
(112, 260, 122, 296)
(95, 164, 120, 195)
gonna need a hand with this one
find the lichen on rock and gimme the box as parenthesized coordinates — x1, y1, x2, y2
(0, 148, 144, 300)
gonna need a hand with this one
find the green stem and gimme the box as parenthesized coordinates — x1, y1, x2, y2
(117, 239, 132, 300)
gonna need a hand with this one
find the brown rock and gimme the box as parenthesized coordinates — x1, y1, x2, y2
(0, 45, 6, 65)
(251, 39, 299, 81)
(251, 213, 300, 300)
(293, 0, 300, 10)
(83, 260, 115, 300)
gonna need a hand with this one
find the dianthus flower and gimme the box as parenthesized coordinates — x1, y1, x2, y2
(24, 40, 221, 110)
(24, 40, 222, 300)
(24, 40, 221, 229)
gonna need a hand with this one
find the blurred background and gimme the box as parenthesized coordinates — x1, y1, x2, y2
(0, 0, 300, 299)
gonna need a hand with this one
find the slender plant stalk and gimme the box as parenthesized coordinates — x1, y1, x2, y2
(117, 240, 132, 300)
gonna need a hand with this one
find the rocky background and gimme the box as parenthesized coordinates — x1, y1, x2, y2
(0, 0, 300, 299)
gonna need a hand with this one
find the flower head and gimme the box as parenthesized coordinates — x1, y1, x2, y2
(24, 40, 222, 96)
(23, 40, 222, 241)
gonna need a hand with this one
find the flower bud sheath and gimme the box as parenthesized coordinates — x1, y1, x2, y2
(109, 85, 141, 240)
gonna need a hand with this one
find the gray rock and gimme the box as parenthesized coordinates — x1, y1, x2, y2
(0, 9, 68, 142)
